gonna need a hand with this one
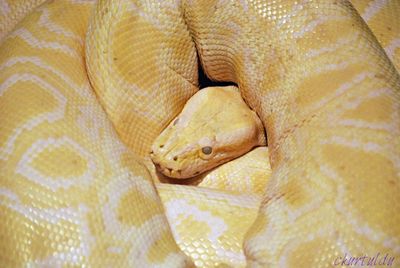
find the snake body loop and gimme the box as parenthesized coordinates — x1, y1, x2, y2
(0, 0, 399, 267)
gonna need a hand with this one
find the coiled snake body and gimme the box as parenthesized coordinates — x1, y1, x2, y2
(0, 0, 399, 267)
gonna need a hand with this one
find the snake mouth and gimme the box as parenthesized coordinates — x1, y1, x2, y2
(161, 167, 184, 178)
(150, 149, 194, 178)
(151, 158, 186, 179)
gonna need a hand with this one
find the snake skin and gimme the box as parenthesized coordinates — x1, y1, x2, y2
(0, 0, 399, 267)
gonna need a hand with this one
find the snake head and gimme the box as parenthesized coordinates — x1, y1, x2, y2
(150, 86, 266, 179)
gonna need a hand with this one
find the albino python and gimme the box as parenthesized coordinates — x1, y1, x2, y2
(150, 85, 267, 179)
(0, 0, 399, 267)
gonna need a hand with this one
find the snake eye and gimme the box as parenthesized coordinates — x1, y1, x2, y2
(201, 146, 212, 155)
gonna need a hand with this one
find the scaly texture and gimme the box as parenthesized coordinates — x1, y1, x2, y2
(198, 147, 271, 195)
(151, 86, 266, 179)
(0, 0, 399, 267)
(352, 0, 400, 71)
(158, 183, 261, 268)
(0, 0, 46, 41)
(0, 1, 191, 267)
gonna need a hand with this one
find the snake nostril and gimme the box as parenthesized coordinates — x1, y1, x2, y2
(173, 156, 178, 161)
(159, 144, 164, 148)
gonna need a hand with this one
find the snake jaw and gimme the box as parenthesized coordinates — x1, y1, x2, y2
(150, 152, 200, 179)
(150, 131, 200, 178)
(151, 131, 218, 179)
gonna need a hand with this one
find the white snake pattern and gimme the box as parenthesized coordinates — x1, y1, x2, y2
(0, 0, 399, 267)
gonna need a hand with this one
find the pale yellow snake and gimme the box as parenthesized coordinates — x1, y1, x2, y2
(0, 0, 399, 267)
